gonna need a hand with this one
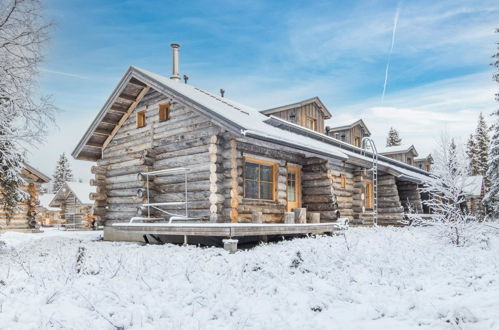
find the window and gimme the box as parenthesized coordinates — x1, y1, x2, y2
(305, 117, 316, 131)
(365, 181, 374, 209)
(340, 174, 347, 188)
(244, 159, 275, 200)
(137, 110, 146, 128)
(287, 171, 297, 202)
(354, 136, 361, 147)
(407, 157, 413, 165)
(159, 103, 170, 121)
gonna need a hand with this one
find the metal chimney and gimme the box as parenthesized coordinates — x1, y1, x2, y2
(170, 43, 180, 81)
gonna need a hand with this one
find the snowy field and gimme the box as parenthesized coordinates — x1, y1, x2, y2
(1, 226, 499, 330)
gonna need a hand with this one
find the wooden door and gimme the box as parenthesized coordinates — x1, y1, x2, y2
(287, 167, 301, 211)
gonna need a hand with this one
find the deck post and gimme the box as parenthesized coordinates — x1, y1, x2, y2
(223, 239, 238, 253)
(284, 212, 295, 224)
(307, 212, 321, 223)
(294, 208, 307, 224)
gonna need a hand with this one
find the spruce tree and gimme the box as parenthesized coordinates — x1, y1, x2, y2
(484, 28, 499, 216)
(474, 112, 490, 178)
(52, 153, 73, 192)
(386, 127, 402, 147)
(466, 133, 479, 175)
(0, 130, 27, 223)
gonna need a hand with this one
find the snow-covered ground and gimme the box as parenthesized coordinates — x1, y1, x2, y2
(1, 225, 498, 330)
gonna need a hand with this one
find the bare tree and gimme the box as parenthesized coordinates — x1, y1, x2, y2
(0, 0, 56, 217)
(420, 134, 476, 245)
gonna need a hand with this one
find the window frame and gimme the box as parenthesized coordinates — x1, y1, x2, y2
(354, 136, 361, 147)
(365, 181, 374, 209)
(340, 174, 347, 188)
(136, 110, 146, 128)
(159, 102, 170, 122)
(305, 117, 317, 131)
(243, 157, 277, 201)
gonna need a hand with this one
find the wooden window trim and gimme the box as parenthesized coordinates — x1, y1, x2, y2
(365, 181, 374, 209)
(340, 174, 347, 188)
(159, 102, 170, 122)
(305, 117, 317, 131)
(354, 136, 361, 147)
(243, 157, 277, 201)
(136, 110, 146, 128)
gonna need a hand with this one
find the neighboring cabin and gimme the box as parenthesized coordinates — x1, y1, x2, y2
(325, 119, 371, 148)
(379, 144, 419, 166)
(49, 182, 95, 227)
(414, 154, 433, 172)
(37, 193, 61, 226)
(72, 53, 429, 236)
(0, 164, 50, 232)
(462, 175, 485, 215)
(260, 97, 332, 134)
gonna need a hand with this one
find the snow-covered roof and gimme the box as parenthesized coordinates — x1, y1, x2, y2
(50, 182, 95, 207)
(22, 163, 50, 183)
(378, 144, 418, 156)
(462, 176, 483, 196)
(72, 66, 428, 183)
(38, 194, 61, 211)
(328, 119, 371, 136)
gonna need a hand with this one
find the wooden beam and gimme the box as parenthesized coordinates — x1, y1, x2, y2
(93, 128, 113, 136)
(101, 119, 118, 125)
(85, 142, 103, 148)
(110, 104, 129, 112)
(102, 86, 150, 151)
(129, 78, 147, 88)
(118, 93, 137, 102)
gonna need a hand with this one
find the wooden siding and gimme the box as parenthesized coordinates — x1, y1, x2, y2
(0, 173, 41, 231)
(92, 88, 223, 225)
(268, 103, 325, 133)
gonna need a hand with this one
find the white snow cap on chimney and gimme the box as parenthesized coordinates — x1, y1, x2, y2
(170, 43, 180, 81)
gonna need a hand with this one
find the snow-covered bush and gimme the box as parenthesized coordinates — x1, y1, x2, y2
(420, 135, 478, 246)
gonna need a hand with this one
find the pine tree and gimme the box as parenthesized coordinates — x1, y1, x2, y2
(0, 130, 27, 223)
(386, 127, 402, 146)
(52, 153, 73, 192)
(474, 112, 490, 178)
(466, 133, 480, 175)
(484, 28, 499, 216)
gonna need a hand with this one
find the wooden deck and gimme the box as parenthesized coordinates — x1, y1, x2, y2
(106, 222, 343, 240)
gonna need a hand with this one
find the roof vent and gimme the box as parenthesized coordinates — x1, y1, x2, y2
(183, 74, 189, 84)
(220, 88, 225, 97)
(170, 43, 180, 81)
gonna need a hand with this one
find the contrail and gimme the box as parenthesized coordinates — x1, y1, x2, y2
(381, 4, 400, 103)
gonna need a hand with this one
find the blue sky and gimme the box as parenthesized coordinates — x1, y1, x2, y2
(30, 0, 499, 181)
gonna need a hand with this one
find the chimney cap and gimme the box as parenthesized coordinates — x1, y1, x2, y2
(171, 43, 180, 48)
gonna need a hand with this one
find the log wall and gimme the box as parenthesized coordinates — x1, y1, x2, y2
(95, 88, 222, 225)
(0, 181, 40, 231)
(377, 175, 404, 225)
(396, 181, 423, 213)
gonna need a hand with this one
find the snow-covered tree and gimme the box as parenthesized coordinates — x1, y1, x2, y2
(52, 153, 73, 192)
(466, 133, 480, 175)
(386, 127, 402, 147)
(484, 28, 499, 216)
(0, 0, 55, 210)
(420, 134, 474, 245)
(0, 129, 27, 223)
(474, 112, 490, 178)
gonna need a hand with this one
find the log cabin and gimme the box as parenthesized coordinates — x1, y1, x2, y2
(49, 182, 95, 228)
(379, 144, 419, 166)
(72, 44, 430, 242)
(414, 154, 433, 172)
(325, 119, 371, 147)
(37, 193, 61, 226)
(0, 164, 50, 232)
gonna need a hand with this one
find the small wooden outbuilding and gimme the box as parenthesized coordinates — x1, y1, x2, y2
(0, 164, 50, 232)
(49, 182, 95, 228)
(37, 193, 61, 226)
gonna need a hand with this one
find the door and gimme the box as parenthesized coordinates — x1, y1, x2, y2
(287, 166, 301, 211)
